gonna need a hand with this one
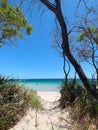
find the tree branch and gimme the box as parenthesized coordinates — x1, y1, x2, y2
(55, 0, 61, 11)
(40, 0, 56, 13)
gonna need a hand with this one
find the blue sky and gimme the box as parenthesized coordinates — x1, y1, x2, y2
(0, 5, 64, 79)
(0, 0, 96, 79)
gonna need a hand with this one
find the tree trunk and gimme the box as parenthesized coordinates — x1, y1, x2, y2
(97, 69, 98, 86)
(40, 0, 98, 99)
(66, 50, 98, 99)
(55, 8, 98, 99)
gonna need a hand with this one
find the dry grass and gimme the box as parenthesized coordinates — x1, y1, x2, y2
(0, 76, 41, 130)
(60, 81, 98, 130)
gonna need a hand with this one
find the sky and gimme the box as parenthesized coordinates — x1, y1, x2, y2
(0, 0, 97, 79)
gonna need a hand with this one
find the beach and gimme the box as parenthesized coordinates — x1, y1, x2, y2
(37, 91, 60, 102)
(10, 91, 72, 130)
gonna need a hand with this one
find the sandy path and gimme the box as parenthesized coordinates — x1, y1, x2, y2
(10, 91, 72, 130)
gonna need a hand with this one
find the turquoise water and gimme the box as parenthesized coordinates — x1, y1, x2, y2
(19, 79, 82, 91)
(19, 79, 63, 91)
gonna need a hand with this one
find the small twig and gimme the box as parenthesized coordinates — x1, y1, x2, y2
(35, 109, 38, 127)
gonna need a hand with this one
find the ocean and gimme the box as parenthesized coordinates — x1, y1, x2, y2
(19, 79, 62, 91)
(19, 79, 82, 91)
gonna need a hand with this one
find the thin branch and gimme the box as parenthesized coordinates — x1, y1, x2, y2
(68, 26, 76, 35)
(76, 0, 82, 9)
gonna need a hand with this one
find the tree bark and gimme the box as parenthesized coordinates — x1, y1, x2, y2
(40, 0, 98, 99)
(96, 69, 98, 85)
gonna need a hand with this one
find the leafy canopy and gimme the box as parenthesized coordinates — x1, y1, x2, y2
(77, 27, 98, 45)
(0, 0, 33, 46)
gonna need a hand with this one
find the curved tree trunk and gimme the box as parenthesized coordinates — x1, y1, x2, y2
(40, 0, 98, 99)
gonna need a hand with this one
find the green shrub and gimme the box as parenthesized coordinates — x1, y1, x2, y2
(60, 82, 98, 130)
(60, 81, 83, 108)
(0, 75, 41, 130)
(26, 90, 42, 109)
(60, 80, 98, 128)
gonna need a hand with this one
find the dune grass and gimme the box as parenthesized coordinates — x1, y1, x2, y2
(60, 81, 98, 130)
(0, 75, 41, 130)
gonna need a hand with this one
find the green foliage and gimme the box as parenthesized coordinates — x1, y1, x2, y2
(26, 25, 33, 35)
(0, 0, 33, 46)
(26, 90, 42, 110)
(77, 32, 84, 42)
(89, 27, 96, 33)
(60, 81, 98, 118)
(77, 26, 98, 45)
(60, 81, 82, 108)
(0, 75, 41, 130)
(75, 91, 98, 118)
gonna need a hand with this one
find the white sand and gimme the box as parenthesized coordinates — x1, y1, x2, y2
(10, 91, 72, 130)
(37, 91, 60, 102)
